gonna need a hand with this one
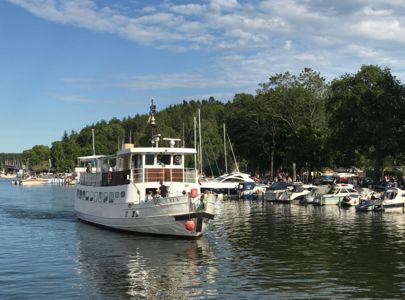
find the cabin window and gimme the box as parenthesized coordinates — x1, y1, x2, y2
(158, 154, 171, 166)
(109, 192, 114, 203)
(145, 154, 154, 165)
(133, 154, 142, 169)
(173, 155, 182, 165)
(103, 192, 108, 203)
(121, 191, 125, 198)
(115, 192, 120, 198)
(98, 192, 103, 202)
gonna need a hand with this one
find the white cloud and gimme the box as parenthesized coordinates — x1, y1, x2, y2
(8, 0, 405, 93)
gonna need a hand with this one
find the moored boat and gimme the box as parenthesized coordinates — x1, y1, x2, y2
(200, 171, 255, 196)
(313, 184, 359, 206)
(74, 100, 216, 238)
(278, 183, 317, 203)
(264, 181, 288, 201)
(379, 187, 405, 212)
(20, 177, 49, 186)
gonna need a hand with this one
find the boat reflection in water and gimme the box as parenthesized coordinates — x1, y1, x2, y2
(74, 222, 218, 299)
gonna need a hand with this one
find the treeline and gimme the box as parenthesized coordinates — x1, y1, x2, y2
(0, 153, 23, 168)
(20, 65, 405, 179)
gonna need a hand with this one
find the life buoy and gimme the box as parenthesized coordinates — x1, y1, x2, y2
(107, 171, 112, 183)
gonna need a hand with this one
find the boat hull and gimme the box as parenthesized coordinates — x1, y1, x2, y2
(76, 211, 211, 237)
(75, 184, 215, 238)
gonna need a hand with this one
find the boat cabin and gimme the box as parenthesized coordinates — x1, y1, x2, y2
(76, 143, 198, 188)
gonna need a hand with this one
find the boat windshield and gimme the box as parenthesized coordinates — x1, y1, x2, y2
(384, 190, 397, 200)
(269, 182, 288, 190)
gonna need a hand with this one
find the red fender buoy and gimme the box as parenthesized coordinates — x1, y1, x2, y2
(191, 188, 198, 198)
(185, 220, 195, 231)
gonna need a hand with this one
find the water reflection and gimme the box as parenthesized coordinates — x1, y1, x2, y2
(3, 180, 405, 299)
(209, 200, 405, 298)
(74, 223, 218, 299)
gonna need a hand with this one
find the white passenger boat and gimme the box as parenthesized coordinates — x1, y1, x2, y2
(74, 101, 216, 238)
(313, 184, 359, 206)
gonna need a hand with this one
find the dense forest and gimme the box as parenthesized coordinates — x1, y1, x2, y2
(13, 65, 405, 180)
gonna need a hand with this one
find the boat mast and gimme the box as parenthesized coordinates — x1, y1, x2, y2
(194, 116, 197, 172)
(223, 123, 228, 174)
(148, 99, 160, 147)
(198, 109, 202, 176)
(227, 132, 239, 172)
(92, 128, 95, 156)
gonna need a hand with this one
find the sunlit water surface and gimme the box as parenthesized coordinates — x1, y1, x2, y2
(1, 179, 405, 299)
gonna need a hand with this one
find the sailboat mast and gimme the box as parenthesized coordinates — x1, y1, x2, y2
(198, 109, 202, 176)
(227, 133, 239, 172)
(223, 123, 228, 174)
(92, 128, 95, 156)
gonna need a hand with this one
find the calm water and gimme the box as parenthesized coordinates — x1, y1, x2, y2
(1, 179, 405, 299)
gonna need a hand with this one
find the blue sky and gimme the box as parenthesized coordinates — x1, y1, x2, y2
(2, 0, 405, 152)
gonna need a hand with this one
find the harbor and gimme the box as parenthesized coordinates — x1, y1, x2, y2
(2, 178, 405, 299)
(2, 1, 405, 298)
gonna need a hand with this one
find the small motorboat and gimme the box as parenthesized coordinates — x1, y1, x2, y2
(355, 199, 383, 211)
(264, 181, 288, 201)
(277, 183, 317, 203)
(237, 182, 265, 200)
(313, 184, 359, 205)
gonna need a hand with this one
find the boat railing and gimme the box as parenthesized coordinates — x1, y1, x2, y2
(79, 170, 131, 186)
(132, 168, 197, 183)
(151, 193, 216, 215)
(79, 172, 102, 186)
(188, 193, 216, 214)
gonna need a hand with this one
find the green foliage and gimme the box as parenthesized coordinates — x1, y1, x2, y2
(10, 65, 404, 179)
(256, 68, 329, 175)
(327, 65, 405, 178)
(22, 145, 50, 171)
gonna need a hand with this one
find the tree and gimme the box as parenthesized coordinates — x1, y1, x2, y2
(257, 68, 328, 176)
(327, 65, 405, 179)
(22, 145, 51, 171)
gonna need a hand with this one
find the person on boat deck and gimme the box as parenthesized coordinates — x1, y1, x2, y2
(203, 190, 209, 203)
(159, 181, 168, 197)
(144, 191, 153, 202)
(86, 163, 92, 173)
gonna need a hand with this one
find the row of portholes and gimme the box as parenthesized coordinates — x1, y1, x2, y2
(77, 189, 126, 203)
